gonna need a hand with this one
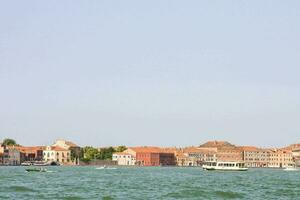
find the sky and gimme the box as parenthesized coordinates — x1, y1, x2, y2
(0, 1, 300, 148)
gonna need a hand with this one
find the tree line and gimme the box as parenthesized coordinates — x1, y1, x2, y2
(80, 146, 127, 162)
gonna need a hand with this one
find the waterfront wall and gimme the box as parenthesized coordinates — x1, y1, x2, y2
(78, 160, 117, 166)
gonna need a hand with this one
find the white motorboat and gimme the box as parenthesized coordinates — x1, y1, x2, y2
(283, 166, 299, 171)
(202, 161, 248, 171)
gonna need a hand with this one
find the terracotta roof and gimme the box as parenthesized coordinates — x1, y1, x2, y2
(282, 143, 300, 151)
(48, 146, 69, 151)
(182, 147, 217, 154)
(15, 146, 46, 153)
(238, 146, 258, 151)
(199, 141, 235, 148)
(128, 146, 175, 154)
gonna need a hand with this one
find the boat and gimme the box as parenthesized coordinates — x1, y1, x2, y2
(21, 162, 32, 166)
(33, 161, 49, 166)
(25, 168, 47, 172)
(202, 161, 248, 171)
(283, 166, 299, 171)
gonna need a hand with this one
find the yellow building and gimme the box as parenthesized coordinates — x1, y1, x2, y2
(43, 146, 71, 165)
(268, 149, 294, 168)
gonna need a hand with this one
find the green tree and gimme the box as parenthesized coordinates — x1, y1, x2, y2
(70, 149, 77, 161)
(99, 147, 116, 160)
(115, 145, 127, 152)
(82, 146, 100, 161)
(2, 138, 17, 146)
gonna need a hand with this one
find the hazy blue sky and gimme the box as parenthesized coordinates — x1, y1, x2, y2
(1, 1, 299, 147)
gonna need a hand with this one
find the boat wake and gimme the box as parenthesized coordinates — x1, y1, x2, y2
(95, 167, 117, 170)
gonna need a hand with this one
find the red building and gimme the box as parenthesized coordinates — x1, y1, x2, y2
(125, 147, 176, 166)
(16, 146, 45, 162)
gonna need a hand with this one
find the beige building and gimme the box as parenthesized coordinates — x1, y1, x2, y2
(199, 141, 244, 162)
(112, 152, 136, 165)
(52, 139, 81, 164)
(282, 143, 300, 167)
(176, 147, 217, 166)
(242, 146, 270, 168)
(292, 149, 300, 167)
(43, 146, 71, 165)
(268, 149, 294, 168)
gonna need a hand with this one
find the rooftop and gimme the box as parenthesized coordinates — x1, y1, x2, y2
(199, 141, 235, 148)
(128, 146, 175, 154)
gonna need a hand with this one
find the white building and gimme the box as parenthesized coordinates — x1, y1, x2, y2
(43, 146, 71, 165)
(112, 152, 136, 165)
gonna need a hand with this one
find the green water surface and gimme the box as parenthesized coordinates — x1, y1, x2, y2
(0, 166, 299, 199)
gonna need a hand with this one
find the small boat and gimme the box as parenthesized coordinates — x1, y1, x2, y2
(33, 161, 49, 166)
(202, 161, 248, 171)
(21, 162, 32, 166)
(284, 166, 299, 171)
(96, 165, 108, 169)
(25, 168, 47, 172)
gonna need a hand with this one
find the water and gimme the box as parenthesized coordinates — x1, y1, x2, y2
(1, 166, 300, 199)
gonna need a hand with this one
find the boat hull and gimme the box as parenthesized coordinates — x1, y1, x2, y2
(25, 168, 47, 172)
(203, 167, 248, 171)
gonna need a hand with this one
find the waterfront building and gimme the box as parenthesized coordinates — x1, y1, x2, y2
(216, 146, 244, 162)
(292, 149, 300, 167)
(43, 146, 71, 165)
(125, 147, 176, 166)
(242, 146, 270, 168)
(176, 147, 217, 166)
(112, 152, 136, 165)
(3, 147, 21, 165)
(52, 139, 81, 164)
(268, 149, 294, 168)
(281, 143, 300, 167)
(16, 146, 45, 162)
(199, 141, 243, 162)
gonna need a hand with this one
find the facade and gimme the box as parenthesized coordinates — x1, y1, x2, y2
(3, 147, 21, 165)
(17, 146, 45, 163)
(282, 143, 300, 167)
(112, 152, 136, 165)
(52, 139, 81, 164)
(268, 149, 294, 168)
(43, 146, 71, 165)
(125, 147, 176, 166)
(292, 149, 300, 167)
(199, 141, 244, 162)
(176, 147, 217, 166)
(242, 146, 270, 168)
(216, 147, 244, 162)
